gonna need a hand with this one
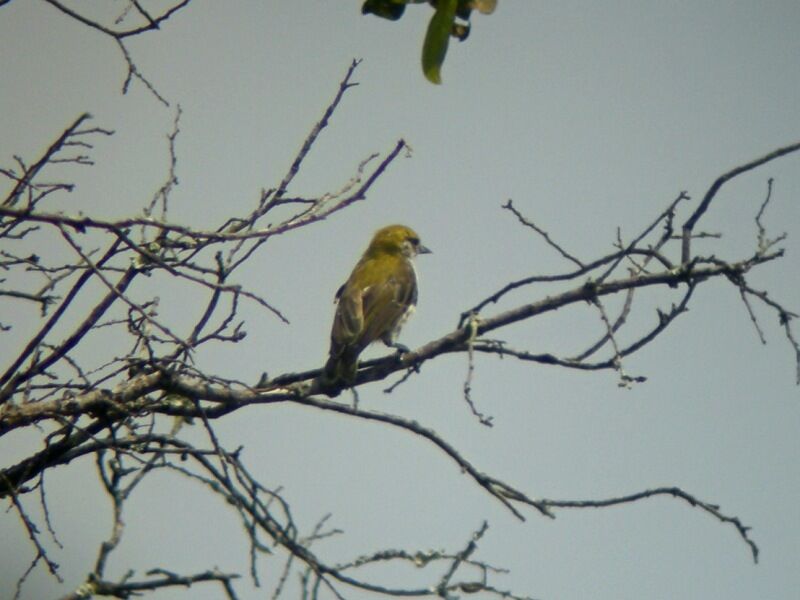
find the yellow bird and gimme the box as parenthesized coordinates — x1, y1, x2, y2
(323, 224, 431, 386)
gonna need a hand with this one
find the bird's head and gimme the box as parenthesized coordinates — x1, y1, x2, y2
(366, 224, 432, 258)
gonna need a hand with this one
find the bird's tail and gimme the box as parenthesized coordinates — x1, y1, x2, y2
(322, 348, 359, 387)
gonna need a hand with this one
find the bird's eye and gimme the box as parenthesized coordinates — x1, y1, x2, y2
(409, 237, 420, 246)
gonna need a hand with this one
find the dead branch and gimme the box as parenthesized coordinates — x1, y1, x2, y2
(2, 57, 798, 599)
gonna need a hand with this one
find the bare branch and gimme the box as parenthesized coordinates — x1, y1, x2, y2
(42, 0, 193, 39)
(682, 140, 800, 263)
(2, 44, 797, 599)
(543, 486, 759, 563)
(59, 569, 241, 600)
(2, 113, 104, 208)
(502, 199, 584, 267)
(266, 59, 363, 211)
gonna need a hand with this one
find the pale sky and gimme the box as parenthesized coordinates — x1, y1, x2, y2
(1, 2, 799, 600)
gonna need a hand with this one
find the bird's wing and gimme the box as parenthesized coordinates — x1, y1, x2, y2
(359, 267, 416, 348)
(330, 285, 364, 353)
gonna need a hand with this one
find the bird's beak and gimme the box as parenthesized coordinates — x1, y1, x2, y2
(418, 244, 432, 255)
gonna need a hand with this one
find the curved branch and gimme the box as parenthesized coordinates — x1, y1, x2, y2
(543, 486, 759, 563)
(681, 140, 800, 262)
(42, 0, 193, 39)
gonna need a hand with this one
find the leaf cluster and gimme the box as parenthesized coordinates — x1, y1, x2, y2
(362, 0, 497, 83)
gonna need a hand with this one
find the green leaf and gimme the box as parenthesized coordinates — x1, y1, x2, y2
(422, 0, 458, 84)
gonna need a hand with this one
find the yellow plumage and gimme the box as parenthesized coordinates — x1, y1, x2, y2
(324, 225, 431, 386)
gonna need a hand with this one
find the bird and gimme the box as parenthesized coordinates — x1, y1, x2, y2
(323, 224, 431, 387)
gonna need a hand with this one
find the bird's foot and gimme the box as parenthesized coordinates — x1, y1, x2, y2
(388, 342, 410, 354)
